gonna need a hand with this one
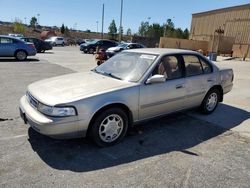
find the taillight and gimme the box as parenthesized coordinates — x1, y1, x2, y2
(28, 44, 35, 49)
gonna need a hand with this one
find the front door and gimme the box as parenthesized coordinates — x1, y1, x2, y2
(139, 55, 186, 120)
(181, 55, 211, 108)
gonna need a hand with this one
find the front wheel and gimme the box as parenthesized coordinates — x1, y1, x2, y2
(200, 89, 220, 114)
(90, 108, 128, 147)
(89, 48, 95, 54)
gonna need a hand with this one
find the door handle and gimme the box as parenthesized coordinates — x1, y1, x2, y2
(176, 84, 185, 89)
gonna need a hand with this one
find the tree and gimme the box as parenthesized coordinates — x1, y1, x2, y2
(183, 28, 189, 39)
(13, 18, 25, 34)
(147, 23, 164, 38)
(164, 18, 175, 37)
(30, 17, 37, 28)
(173, 28, 183, 38)
(65, 26, 70, 36)
(108, 19, 117, 39)
(126, 28, 132, 36)
(138, 21, 149, 37)
(61, 23, 65, 34)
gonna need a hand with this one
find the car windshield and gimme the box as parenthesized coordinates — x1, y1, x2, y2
(89, 40, 99, 44)
(118, 43, 129, 48)
(93, 52, 157, 82)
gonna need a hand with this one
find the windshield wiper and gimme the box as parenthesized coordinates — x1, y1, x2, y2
(92, 69, 122, 80)
(105, 72, 122, 80)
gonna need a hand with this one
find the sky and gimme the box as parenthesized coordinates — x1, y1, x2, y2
(0, 0, 249, 33)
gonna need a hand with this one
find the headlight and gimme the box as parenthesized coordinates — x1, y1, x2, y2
(38, 103, 77, 117)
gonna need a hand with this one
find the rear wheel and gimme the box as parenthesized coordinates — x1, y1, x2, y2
(200, 89, 220, 114)
(15, 50, 27, 61)
(90, 108, 128, 147)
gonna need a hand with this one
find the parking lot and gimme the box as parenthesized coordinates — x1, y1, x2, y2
(0, 46, 250, 187)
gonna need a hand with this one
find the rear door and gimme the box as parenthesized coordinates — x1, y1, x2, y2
(0, 37, 16, 56)
(181, 54, 212, 108)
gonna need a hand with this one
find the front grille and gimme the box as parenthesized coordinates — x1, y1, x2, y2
(26, 92, 39, 109)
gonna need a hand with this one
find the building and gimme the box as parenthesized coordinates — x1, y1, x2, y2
(190, 4, 250, 54)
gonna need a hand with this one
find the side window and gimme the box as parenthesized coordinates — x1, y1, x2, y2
(183, 55, 203, 77)
(153, 56, 182, 80)
(200, 58, 212, 74)
(97, 41, 103, 45)
(0, 38, 13, 44)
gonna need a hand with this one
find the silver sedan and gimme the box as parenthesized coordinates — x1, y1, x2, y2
(19, 48, 233, 147)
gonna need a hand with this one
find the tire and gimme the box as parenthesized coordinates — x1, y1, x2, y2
(200, 89, 220, 114)
(62, 42, 65, 46)
(89, 48, 95, 54)
(53, 42, 57, 46)
(90, 108, 128, 147)
(15, 50, 27, 61)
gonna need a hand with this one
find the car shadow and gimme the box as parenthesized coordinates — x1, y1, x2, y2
(188, 103, 250, 130)
(28, 104, 250, 172)
(0, 58, 40, 62)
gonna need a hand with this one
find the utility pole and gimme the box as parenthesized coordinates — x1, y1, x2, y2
(101, 4, 104, 39)
(119, 0, 123, 42)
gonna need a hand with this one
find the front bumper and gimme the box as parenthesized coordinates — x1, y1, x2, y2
(19, 95, 86, 139)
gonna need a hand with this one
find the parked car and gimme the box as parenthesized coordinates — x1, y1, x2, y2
(106, 42, 145, 57)
(21, 37, 53, 53)
(19, 48, 233, 147)
(80, 39, 118, 54)
(45, 36, 65, 46)
(0, 35, 37, 60)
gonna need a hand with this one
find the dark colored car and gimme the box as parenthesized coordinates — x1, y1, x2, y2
(0, 35, 36, 60)
(21, 37, 52, 53)
(80, 39, 118, 54)
(106, 42, 146, 57)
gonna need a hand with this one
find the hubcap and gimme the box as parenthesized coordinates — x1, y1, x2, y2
(99, 114, 124, 143)
(206, 92, 218, 111)
(17, 51, 26, 60)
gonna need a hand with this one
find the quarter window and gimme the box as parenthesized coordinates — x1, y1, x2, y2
(200, 58, 212, 74)
(183, 55, 203, 76)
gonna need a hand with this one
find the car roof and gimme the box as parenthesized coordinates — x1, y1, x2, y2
(0, 35, 24, 41)
(125, 48, 201, 56)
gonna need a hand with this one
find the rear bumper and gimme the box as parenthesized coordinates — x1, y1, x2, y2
(19, 96, 87, 139)
(27, 49, 37, 56)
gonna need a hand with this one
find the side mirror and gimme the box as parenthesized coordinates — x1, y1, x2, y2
(146, 74, 165, 84)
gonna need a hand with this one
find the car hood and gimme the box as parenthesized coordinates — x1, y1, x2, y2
(28, 72, 136, 105)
